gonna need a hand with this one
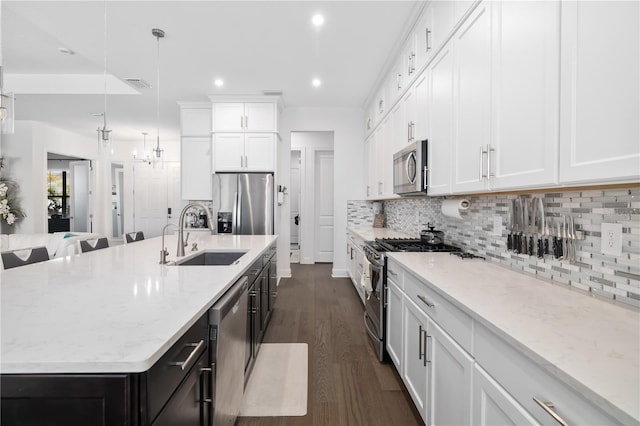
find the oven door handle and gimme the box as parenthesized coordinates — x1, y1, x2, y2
(363, 311, 379, 341)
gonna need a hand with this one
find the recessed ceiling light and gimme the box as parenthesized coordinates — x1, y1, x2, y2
(58, 47, 75, 55)
(312, 78, 322, 88)
(311, 14, 325, 27)
(214, 79, 224, 87)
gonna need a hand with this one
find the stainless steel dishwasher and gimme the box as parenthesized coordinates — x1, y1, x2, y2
(209, 276, 249, 426)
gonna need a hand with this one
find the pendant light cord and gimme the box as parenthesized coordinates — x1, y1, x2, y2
(156, 32, 160, 152)
(103, 0, 108, 130)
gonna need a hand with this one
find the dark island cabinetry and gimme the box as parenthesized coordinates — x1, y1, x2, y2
(0, 314, 209, 426)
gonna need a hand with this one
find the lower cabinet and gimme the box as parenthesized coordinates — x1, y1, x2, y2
(346, 232, 365, 304)
(472, 364, 539, 426)
(386, 259, 624, 426)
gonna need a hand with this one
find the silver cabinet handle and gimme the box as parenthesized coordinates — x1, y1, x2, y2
(426, 28, 432, 52)
(533, 397, 569, 426)
(410, 52, 416, 74)
(378, 181, 383, 195)
(245, 115, 248, 129)
(423, 165, 428, 191)
(397, 73, 402, 90)
(244, 155, 248, 169)
(479, 145, 484, 180)
(407, 122, 411, 143)
(417, 294, 435, 308)
(170, 339, 205, 371)
(418, 324, 424, 361)
(387, 269, 397, 277)
(408, 54, 412, 75)
(425, 334, 432, 366)
(479, 145, 489, 179)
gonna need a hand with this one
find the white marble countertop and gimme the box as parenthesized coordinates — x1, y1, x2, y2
(0, 234, 277, 374)
(347, 226, 411, 241)
(387, 252, 640, 424)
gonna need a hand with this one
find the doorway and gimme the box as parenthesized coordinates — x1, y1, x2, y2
(46, 153, 92, 233)
(111, 162, 124, 239)
(290, 150, 301, 263)
(290, 131, 334, 264)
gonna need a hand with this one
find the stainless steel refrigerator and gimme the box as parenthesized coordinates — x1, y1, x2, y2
(212, 172, 274, 235)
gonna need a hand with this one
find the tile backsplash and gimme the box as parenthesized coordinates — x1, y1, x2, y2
(347, 200, 375, 227)
(350, 187, 640, 308)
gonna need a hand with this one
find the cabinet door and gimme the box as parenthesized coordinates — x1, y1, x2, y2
(427, 42, 454, 196)
(181, 137, 212, 200)
(365, 136, 375, 198)
(412, 73, 427, 142)
(244, 133, 275, 171)
(346, 239, 354, 280)
(472, 364, 540, 426)
(180, 107, 211, 136)
(386, 279, 404, 371)
(213, 103, 244, 131)
(402, 297, 429, 422)
(420, 1, 454, 66)
(490, 0, 560, 190)
(559, 1, 640, 184)
(214, 133, 244, 171)
(428, 320, 473, 426)
(244, 103, 275, 131)
(452, 1, 492, 194)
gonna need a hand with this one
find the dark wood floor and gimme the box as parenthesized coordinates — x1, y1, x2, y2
(237, 263, 422, 426)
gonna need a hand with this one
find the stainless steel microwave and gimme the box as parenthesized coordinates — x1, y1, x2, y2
(393, 139, 428, 196)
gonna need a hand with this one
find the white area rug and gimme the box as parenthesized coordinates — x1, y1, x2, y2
(239, 343, 308, 417)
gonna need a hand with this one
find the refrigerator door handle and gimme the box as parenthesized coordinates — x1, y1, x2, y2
(232, 191, 239, 234)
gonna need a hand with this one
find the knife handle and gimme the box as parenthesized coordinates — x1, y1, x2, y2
(513, 234, 519, 254)
(522, 235, 528, 255)
(529, 237, 534, 256)
(544, 238, 550, 255)
(558, 238, 564, 259)
(507, 234, 512, 251)
(552, 236, 558, 258)
(537, 239, 544, 258)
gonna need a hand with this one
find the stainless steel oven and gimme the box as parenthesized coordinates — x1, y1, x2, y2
(363, 238, 461, 363)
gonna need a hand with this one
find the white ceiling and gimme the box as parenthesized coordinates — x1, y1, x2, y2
(2, 1, 419, 144)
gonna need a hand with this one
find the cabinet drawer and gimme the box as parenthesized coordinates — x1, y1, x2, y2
(386, 258, 404, 291)
(402, 270, 472, 353)
(475, 323, 622, 425)
(146, 314, 208, 423)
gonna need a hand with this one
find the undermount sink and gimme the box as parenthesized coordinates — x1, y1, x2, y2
(172, 250, 248, 266)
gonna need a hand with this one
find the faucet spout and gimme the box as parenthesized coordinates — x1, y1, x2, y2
(177, 202, 214, 257)
(160, 223, 178, 264)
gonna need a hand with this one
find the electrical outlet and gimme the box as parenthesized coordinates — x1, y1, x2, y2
(492, 215, 502, 236)
(601, 223, 623, 256)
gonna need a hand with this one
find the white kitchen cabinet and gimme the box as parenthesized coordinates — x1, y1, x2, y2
(346, 232, 365, 304)
(402, 296, 430, 423)
(452, 0, 492, 194)
(489, 0, 560, 190)
(179, 104, 211, 136)
(213, 102, 275, 132)
(417, 1, 454, 70)
(472, 364, 539, 426)
(559, 1, 640, 185)
(428, 319, 473, 426)
(475, 323, 621, 426)
(365, 136, 376, 198)
(426, 42, 454, 196)
(386, 277, 404, 371)
(214, 133, 274, 172)
(181, 137, 212, 201)
(365, 115, 395, 200)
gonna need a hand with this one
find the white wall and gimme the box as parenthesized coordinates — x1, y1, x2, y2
(0, 119, 181, 237)
(277, 107, 365, 278)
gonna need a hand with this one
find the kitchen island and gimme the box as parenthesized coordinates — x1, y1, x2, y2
(0, 234, 277, 425)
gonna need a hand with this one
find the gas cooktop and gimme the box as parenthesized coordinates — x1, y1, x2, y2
(373, 238, 461, 253)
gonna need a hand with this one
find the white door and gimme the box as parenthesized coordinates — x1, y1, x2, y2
(113, 166, 124, 238)
(314, 151, 333, 263)
(69, 160, 92, 233)
(290, 150, 301, 246)
(134, 164, 167, 238)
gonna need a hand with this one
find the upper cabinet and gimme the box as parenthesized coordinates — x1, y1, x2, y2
(179, 102, 212, 200)
(452, 0, 560, 193)
(213, 102, 276, 132)
(180, 103, 212, 136)
(558, 1, 640, 184)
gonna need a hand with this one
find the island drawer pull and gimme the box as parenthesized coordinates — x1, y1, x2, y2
(533, 397, 569, 426)
(417, 294, 435, 308)
(170, 339, 205, 371)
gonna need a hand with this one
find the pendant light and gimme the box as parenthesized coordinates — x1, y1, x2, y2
(151, 28, 165, 163)
(99, 0, 111, 145)
(133, 132, 152, 165)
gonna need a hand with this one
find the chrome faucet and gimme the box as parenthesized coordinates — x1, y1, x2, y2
(176, 202, 214, 257)
(160, 223, 178, 264)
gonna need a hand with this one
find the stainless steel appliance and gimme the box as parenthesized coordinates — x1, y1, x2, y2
(212, 173, 274, 235)
(209, 276, 249, 426)
(363, 238, 461, 362)
(393, 139, 428, 196)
